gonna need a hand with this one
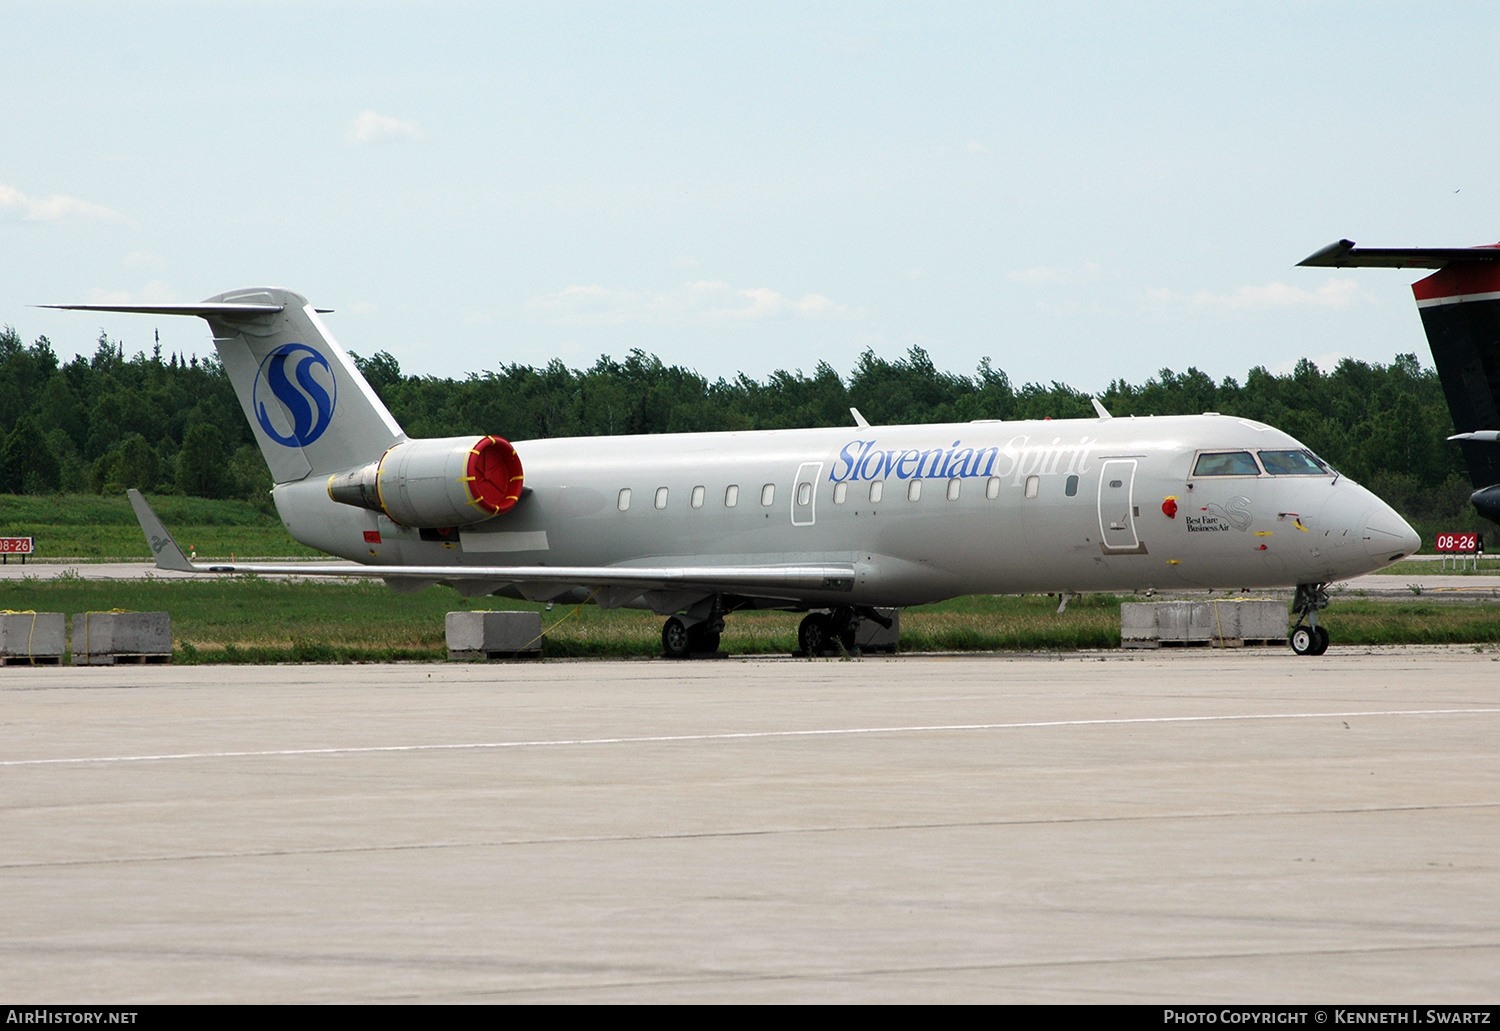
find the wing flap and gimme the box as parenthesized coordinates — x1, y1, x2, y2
(203, 558, 854, 593)
(128, 490, 854, 596)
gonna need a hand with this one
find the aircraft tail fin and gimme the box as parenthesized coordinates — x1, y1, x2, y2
(42, 290, 405, 483)
(126, 489, 198, 572)
(1411, 264, 1500, 492)
(1299, 242, 1500, 495)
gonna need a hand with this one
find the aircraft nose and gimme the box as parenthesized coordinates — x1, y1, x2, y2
(1364, 505, 1421, 564)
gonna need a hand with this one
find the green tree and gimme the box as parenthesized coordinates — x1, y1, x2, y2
(176, 423, 229, 498)
(102, 433, 163, 493)
(0, 415, 60, 494)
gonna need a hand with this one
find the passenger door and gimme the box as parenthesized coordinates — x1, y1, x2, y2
(1097, 459, 1142, 552)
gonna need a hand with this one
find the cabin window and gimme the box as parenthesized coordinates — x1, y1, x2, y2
(1065, 474, 1079, 497)
(761, 483, 776, 506)
(1024, 475, 1039, 499)
(908, 479, 922, 502)
(869, 480, 884, 503)
(986, 477, 1000, 500)
(797, 482, 812, 506)
(725, 484, 739, 507)
(1193, 451, 1261, 477)
(617, 488, 631, 511)
(947, 478, 961, 501)
(1258, 449, 1331, 476)
(654, 487, 669, 509)
(833, 481, 848, 504)
(691, 485, 705, 508)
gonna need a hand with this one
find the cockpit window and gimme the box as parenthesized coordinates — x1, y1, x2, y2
(1192, 451, 1261, 477)
(1258, 449, 1331, 476)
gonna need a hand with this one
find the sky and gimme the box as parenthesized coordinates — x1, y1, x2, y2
(4, 1, 1499, 395)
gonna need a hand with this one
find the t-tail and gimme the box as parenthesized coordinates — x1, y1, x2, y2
(44, 289, 404, 482)
(1299, 240, 1500, 524)
(42, 290, 526, 539)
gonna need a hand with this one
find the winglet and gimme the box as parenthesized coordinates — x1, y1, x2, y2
(1091, 396, 1112, 419)
(126, 490, 198, 572)
(850, 407, 871, 429)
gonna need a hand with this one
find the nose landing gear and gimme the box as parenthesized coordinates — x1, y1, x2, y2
(1289, 583, 1331, 656)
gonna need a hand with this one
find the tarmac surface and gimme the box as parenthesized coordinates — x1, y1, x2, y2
(2, 649, 1497, 1002)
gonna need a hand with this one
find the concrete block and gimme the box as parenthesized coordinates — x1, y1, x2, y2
(0, 612, 66, 663)
(1156, 601, 1214, 643)
(1204, 600, 1241, 640)
(854, 608, 899, 653)
(1119, 599, 1289, 650)
(447, 610, 544, 659)
(72, 612, 172, 664)
(1120, 603, 1159, 642)
(1238, 599, 1288, 640)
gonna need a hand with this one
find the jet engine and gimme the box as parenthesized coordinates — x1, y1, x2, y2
(326, 435, 524, 527)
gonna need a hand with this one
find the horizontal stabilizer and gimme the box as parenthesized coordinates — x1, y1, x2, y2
(38, 302, 286, 317)
(1298, 239, 1500, 270)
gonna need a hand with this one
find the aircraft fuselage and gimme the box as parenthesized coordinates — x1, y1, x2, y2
(273, 412, 1415, 609)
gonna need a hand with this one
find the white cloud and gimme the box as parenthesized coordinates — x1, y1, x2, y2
(346, 110, 423, 145)
(85, 282, 180, 304)
(1149, 278, 1367, 311)
(1007, 262, 1102, 287)
(526, 280, 851, 326)
(0, 180, 125, 223)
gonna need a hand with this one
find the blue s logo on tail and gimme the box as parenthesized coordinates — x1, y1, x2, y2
(253, 343, 338, 447)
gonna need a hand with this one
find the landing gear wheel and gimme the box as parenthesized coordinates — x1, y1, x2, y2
(662, 616, 692, 659)
(798, 613, 833, 656)
(692, 627, 721, 653)
(1289, 626, 1316, 656)
(1311, 625, 1330, 656)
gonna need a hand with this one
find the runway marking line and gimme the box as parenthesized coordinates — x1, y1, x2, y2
(3, 706, 1498, 768)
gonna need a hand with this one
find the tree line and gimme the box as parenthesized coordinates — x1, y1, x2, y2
(0, 324, 1484, 529)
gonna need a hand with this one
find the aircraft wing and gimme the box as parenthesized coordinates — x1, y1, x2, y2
(1298, 239, 1500, 269)
(127, 490, 854, 595)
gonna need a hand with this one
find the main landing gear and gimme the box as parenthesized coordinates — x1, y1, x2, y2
(661, 602, 895, 659)
(661, 597, 726, 659)
(797, 607, 893, 657)
(661, 614, 723, 658)
(1289, 582, 1331, 656)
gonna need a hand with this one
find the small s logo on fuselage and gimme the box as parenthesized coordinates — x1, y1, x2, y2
(253, 343, 337, 447)
(1186, 495, 1254, 533)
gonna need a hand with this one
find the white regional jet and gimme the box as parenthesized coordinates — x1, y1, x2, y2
(47, 289, 1420, 657)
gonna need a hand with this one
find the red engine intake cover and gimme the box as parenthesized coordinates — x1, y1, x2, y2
(466, 436, 524, 515)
